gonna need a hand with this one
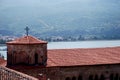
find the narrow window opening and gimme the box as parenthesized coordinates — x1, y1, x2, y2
(114, 73, 119, 80)
(89, 75, 93, 80)
(78, 75, 82, 80)
(35, 53, 38, 64)
(110, 73, 114, 80)
(65, 77, 71, 80)
(100, 74, 105, 80)
(94, 75, 98, 80)
(72, 77, 76, 80)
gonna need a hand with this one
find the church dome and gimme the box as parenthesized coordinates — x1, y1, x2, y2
(6, 36, 47, 45)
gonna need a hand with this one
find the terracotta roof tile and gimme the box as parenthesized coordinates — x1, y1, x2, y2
(6, 36, 47, 44)
(47, 47, 120, 67)
(2, 47, 120, 77)
(1, 47, 120, 67)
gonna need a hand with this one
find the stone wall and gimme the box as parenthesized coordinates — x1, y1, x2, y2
(46, 64, 120, 80)
(11, 64, 120, 80)
(7, 44, 47, 66)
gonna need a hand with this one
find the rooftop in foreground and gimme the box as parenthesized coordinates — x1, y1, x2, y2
(0, 58, 6, 67)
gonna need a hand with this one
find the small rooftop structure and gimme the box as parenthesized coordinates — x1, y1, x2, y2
(6, 35, 47, 66)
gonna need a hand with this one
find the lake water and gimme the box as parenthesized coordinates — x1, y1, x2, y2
(1, 40, 120, 60)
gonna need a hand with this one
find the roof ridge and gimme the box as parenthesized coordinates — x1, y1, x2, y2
(6, 35, 47, 44)
(26, 36, 30, 44)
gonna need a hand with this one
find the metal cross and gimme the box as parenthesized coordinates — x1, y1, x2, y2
(25, 27, 29, 36)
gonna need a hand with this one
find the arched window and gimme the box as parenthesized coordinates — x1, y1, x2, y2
(89, 75, 93, 80)
(8, 54, 12, 65)
(72, 77, 76, 80)
(78, 75, 82, 80)
(35, 53, 38, 64)
(100, 74, 105, 80)
(110, 73, 114, 80)
(65, 77, 71, 80)
(114, 73, 119, 80)
(94, 75, 98, 80)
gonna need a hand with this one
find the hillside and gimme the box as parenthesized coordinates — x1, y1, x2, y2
(0, 0, 120, 40)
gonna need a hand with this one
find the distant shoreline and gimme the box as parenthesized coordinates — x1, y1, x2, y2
(0, 39, 120, 46)
(48, 39, 120, 43)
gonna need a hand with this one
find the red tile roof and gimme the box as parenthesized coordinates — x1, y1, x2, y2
(1, 47, 120, 67)
(47, 47, 120, 67)
(6, 36, 47, 44)
(2, 47, 120, 78)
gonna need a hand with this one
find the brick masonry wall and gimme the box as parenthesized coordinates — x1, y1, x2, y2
(11, 64, 120, 80)
(7, 44, 47, 65)
(46, 64, 120, 80)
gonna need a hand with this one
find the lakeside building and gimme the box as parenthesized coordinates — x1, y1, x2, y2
(0, 35, 120, 80)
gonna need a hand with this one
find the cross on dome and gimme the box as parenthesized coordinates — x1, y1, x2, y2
(25, 27, 29, 36)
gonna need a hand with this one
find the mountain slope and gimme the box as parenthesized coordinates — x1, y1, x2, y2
(0, 0, 120, 39)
